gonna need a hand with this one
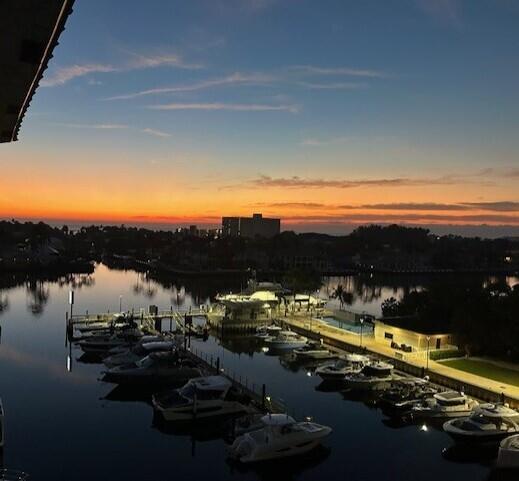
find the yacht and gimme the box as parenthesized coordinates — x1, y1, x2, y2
(342, 361, 394, 391)
(444, 404, 519, 444)
(102, 352, 201, 385)
(315, 354, 370, 381)
(379, 379, 437, 415)
(264, 331, 308, 350)
(152, 376, 249, 422)
(406, 391, 478, 420)
(77, 329, 143, 354)
(497, 434, 519, 468)
(293, 342, 336, 361)
(255, 325, 282, 339)
(103, 340, 177, 368)
(107, 335, 167, 355)
(228, 414, 332, 463)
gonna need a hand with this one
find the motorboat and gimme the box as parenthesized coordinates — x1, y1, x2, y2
(497, 434, 519, 468)
(75, 312, 133, 333)
(342, 361, 395, 391)
(264, 331, 307, 350)
(228, 414, 332, 463)
(152, 376, 249, 422)
(0, 398, 4, 448)
(444, 404, 519, 444)
(293, 342, 336, 360)
(378, 379, 437, 415)
(77, 328, 144, 354)
(107, 335, 167, 355)
(255, 325, 283, 339)
(103, 340, 177, 368)
(405, 391, 478, 420)
(315, 354, 370, 381)
(102, 352, 201, 385)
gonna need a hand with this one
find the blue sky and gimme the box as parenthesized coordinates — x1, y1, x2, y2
(2, 0, 519, 236)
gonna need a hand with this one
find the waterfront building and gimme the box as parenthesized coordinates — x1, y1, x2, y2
(222, 213, 280, 239)
(374, 318, 456, 353)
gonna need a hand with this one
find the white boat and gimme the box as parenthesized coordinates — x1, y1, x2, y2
(342, 361, 394, 391)
(0, 398, 4, 448)
(497, 434, 519, 469)
(77, 328, 143, 354)
(264, 331, 308, 350)
(103, 352, 201, 385)
(255, 325, 282, 339)
(228, 414, 332, 463)
(407, 391, 478, 420)
(293, 342, 336, 360)
(103, 340, 177, 368)
(315, 354, 370, 381)
(444, 404, 519, 444)
(75, 312, 132, 333)
(107, 335, 167, 355)
(152, 376, 248, 422)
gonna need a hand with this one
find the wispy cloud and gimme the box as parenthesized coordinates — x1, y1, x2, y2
(301, 136, 350, 146)
(42, 52, 202, 87)
(141, 128, 171, 138)
(105, 72, 274, 100)
(296, 81, 366, 90)
(105, 64, 386, 100)
(461, 201, 519, 212)
(148, 102, 299, 113)
(41, 64, 117, 87)
(54, 122, 129, 130)
(240, 174, 467, 190)
(253, 200, 519, 214)
(415, 0, 462, 25)
(289, 65, 389, 78)
(280, 212, 519, 225)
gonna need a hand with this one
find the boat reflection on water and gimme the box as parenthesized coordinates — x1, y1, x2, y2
(102, 385, 154, 405)
(486, 468, 519, 481)
(151, 411, 235, 442)
(442, 443, 497, 467)
(211, 332, 265, 357)
(226, 444, 331, 480)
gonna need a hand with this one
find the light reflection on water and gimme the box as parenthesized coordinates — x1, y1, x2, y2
(0, 264, 506, 481)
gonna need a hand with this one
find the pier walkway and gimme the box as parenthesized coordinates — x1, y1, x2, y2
(280, 314, 519, 408)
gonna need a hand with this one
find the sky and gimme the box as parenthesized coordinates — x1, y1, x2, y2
(1, 0, 519, 236)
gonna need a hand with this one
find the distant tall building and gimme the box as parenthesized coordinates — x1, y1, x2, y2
(222, 213, 280, 239)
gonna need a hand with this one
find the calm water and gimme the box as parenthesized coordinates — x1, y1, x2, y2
(0, 265, 510, 480)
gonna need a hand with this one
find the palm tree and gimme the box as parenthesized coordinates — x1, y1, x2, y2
(332, 284, 345, 309)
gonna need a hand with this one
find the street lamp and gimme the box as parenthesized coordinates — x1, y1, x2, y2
(119, 295, 123, 313)
(426, 336, 431, 371)
(359, 317, 364, 348)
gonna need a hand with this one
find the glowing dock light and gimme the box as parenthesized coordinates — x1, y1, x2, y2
(420, 424, 428, 432)
(261, 347, 270, 353)
(306, 371, 312, 377)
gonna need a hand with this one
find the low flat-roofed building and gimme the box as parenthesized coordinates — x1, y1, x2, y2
(0, 0, 75, 143)
(374, 317, 455, 353)
(222, 213, 280, 239)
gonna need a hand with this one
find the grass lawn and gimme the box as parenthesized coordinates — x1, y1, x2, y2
(441, 358, 519, 387)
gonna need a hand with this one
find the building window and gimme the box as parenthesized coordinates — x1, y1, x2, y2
(384, 332, 393, 340)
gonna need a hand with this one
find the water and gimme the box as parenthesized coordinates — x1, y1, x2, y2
(0, 265, 508, 480)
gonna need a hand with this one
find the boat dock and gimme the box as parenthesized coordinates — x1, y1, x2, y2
(279, 315, 519, 409)
(66, 306, 286, 416)
(66, 307, 210, 337)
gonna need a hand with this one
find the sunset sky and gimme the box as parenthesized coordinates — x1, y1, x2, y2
(1, 0, 519, 236)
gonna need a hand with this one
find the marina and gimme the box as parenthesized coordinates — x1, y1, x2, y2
(0, 264, 518, 480)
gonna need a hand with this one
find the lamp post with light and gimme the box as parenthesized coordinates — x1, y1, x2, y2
(119, 295, 123, 313)
(359, 317, 364, 348)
